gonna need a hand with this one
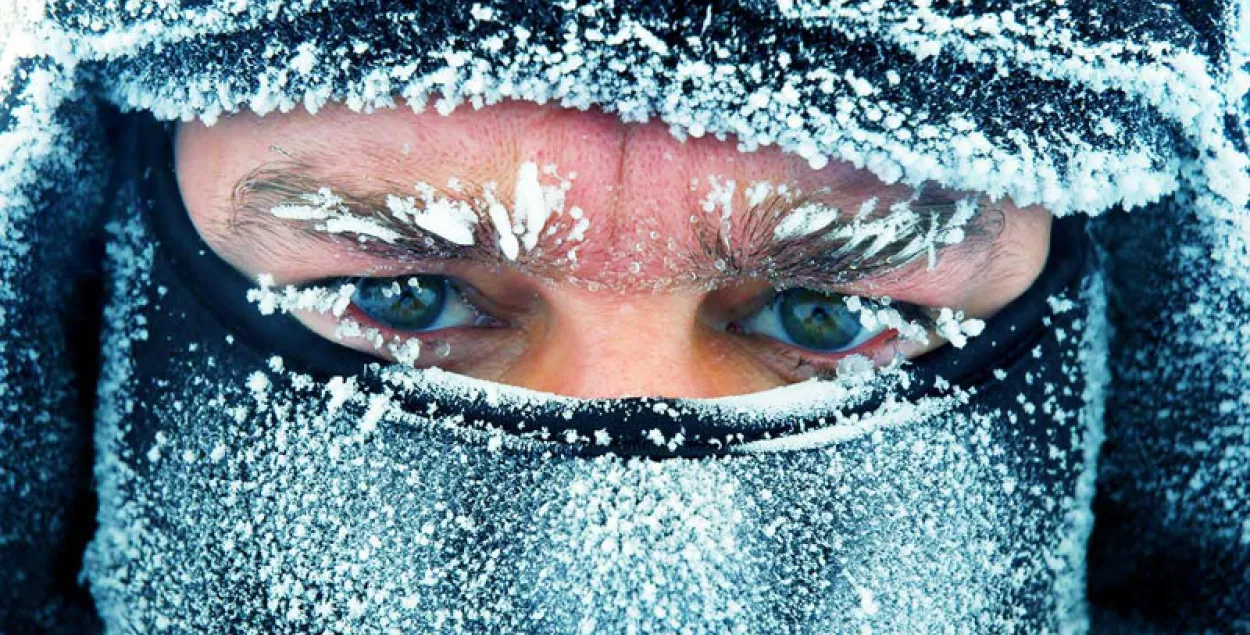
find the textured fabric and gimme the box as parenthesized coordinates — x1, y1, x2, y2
(1088, 191, 1250, 632)
(0, 0, 1247, 632)
(0, 29, 110, 631)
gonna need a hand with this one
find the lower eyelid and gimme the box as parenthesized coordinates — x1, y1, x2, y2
(342, 305, 486, 341)
(324, 308, 513, 364)
(780, 328, 898, 361)
(742, 328, 902, 378)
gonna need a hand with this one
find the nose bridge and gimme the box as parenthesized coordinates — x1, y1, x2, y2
(537, 291, 718, 398)
(516, 110, 693, 278)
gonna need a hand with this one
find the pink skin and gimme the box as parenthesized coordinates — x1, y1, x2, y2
(176, 100, 1052, 398)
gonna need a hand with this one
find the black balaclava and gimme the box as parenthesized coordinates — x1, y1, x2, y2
(79, 115, 1105, 633)
(3, 1, 1249, 633)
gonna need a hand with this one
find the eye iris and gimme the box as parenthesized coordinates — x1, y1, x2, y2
(778, 289, 863, 351)
(351, 275, 447, 331)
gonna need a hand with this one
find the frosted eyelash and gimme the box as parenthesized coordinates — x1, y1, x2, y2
(837, 296, 985, 349)
(245, 274, 426, 365)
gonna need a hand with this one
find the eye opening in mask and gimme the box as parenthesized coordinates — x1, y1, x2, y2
(263, 270, 938, 381)
(134, 113, 1090, 457)
(345, 274, 506, 333)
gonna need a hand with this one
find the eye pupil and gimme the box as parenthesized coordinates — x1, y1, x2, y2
(778, 288, 863, 351)
(352, 275, 447, 331)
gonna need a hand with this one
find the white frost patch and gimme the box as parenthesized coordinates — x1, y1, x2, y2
(478, 162, 578, 260)
(935, 307, 986, 349)
(701, 176, 736, 218)
(486, 196, 520, 261)
(321, 215, 403, 243)
(387, 185, 477, 246)
(514, 162, 547, 251)
(246, 277, 428, 365)
(270, 188, 401, 243)
(829, 200, 923, 261)
(269, 188, 342, 221)
(288, 42, 319, 76)
(731, 381, 966, 454)
(247, 275, 356, 318)
(773, 202, 840, 240)
(1047, 295, 1077, 314)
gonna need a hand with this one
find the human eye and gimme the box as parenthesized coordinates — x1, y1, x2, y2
(250, 272, 512, 369)
(725, 287, 935, 380)
(347, 274, 499, 333)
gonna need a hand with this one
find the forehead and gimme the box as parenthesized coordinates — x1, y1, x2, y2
(176, 100, 919, 281)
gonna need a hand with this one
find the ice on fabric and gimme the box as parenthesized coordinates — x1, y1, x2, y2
(44, 0, 1250, 216)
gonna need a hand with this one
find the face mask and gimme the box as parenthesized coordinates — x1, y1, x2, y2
(85, 116, 1106, 633)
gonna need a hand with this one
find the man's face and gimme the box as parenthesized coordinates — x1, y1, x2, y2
(175, 100, 1051, 398)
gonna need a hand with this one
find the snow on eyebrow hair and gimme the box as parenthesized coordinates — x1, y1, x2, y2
(225, 157, 1003, 290)
(225, 158, 589, 268)
(386, 187, 477, 247)
(685, 180, 1004, 290)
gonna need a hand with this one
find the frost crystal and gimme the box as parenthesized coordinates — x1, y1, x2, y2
(386, 188, 477, 246)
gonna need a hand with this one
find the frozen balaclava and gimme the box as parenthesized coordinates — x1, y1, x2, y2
(83, 115, 1101, 633)
(2, 0, 1248, 633)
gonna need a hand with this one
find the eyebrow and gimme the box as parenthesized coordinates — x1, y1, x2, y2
(691, 188, 1004, 289)
(226, 161, 515, 268)
(223, 161, 1002, 288)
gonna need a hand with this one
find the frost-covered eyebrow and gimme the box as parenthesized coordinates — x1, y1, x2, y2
(690, 189, 1002, 288)
(224, 162, 1000, 286)
(226, 161, 514, 266)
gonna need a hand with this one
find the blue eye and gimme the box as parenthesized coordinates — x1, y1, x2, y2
(350, 275, 485, 332)
(736, 288, 885, 353)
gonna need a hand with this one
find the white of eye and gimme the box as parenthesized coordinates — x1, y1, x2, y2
(736, 291, 886, 353)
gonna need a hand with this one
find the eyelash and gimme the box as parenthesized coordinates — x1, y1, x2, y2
(345, 275, 499, 332)
(258, 273, 940, 376)
(728, 292, 934, 366)
(753, 329, 904, 379)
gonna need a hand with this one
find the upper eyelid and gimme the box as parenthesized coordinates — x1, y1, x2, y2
(343, 273, 518, 324)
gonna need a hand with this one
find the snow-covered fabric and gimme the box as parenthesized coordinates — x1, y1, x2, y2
(1, 0, 1248, 632)
(46, 0, 1250, 215)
